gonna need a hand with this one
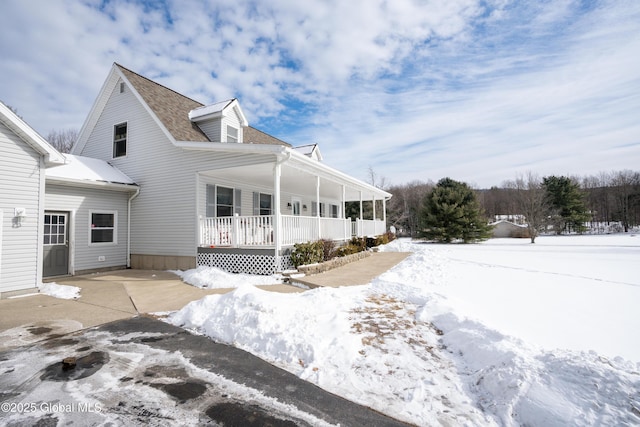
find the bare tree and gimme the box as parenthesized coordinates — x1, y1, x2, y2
(46, 129, 78, 153)
(505, 172, 547, 243)
(610, 170, 640, 232)
(367, 166, 387, 190)
(386, 180, 434, 236)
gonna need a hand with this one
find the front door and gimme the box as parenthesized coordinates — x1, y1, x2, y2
(43, 212, 69, 277)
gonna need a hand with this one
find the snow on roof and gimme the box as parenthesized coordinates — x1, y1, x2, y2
(188, 99, 234, 122)
(46, 154, 136, 186)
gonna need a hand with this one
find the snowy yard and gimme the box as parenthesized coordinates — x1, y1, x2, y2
(168, 234, 640, 426)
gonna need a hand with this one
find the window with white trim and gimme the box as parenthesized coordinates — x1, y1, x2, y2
(330, 204, 339, 218)
(113, 123, 127, 158)
(226, 125, 238, 143)
(206, 185, 242, 217)
(253, 192, 272, 215)
(90, 212, 117, 244)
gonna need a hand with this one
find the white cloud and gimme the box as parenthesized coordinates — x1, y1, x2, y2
(0, 0, 638, 187)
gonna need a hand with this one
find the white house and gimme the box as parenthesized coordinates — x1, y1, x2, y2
(0, 103, 65, 297)
(0, 103, 138, 298)
(72, 63, 392, 274)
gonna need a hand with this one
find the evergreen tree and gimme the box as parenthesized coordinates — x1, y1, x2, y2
(419, 178, 492, 243)
(542, 176, 590, 234)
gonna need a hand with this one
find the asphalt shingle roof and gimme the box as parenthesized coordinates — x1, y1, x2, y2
(116, 64, 291, 147)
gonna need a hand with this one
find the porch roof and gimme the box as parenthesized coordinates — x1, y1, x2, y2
(175, 140, 391, 201)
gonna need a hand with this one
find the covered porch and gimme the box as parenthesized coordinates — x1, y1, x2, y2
(181, 141, 391, 274)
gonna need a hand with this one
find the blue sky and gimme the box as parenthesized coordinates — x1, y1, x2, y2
(1, 0, 638, 188)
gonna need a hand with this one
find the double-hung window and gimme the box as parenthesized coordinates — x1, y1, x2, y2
(226, 125, 238, 143)
(113, 123, 127, 158)
(206, 185, 241, 217)
(90, 212, 116, 244)
(253, 192, 272, 215)
(216, 186, 234, 216)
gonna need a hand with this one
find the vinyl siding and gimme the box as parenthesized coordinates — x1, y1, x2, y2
(76, 78, 275, 257)
(197, 118, 221, 142)
(44, 184, 130, 271)
(0, 122, 44, 292)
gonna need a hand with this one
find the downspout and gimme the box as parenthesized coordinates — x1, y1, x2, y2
(127, 186, 140, 268)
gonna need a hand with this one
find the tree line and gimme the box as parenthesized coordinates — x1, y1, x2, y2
(385, 170, 640, 242)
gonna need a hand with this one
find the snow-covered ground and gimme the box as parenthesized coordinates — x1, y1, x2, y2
(38, 282, 81, 299)
(168, 234, 640, 426)
(170, 266, 283, 289)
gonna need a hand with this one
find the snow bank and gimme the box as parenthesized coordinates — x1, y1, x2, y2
(170, 266, 283, 289)
(168, 235, 640, 425)
(38, 282, 80, 299)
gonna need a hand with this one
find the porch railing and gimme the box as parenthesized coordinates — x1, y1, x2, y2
(199, 215, 385, 247)
(355, 218, 387, 237)
(200, 215, 274, 247)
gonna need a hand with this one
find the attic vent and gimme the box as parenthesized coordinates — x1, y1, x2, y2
(119, 82, 125, 93)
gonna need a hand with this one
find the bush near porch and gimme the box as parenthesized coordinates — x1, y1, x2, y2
(290, 232, 396, 268)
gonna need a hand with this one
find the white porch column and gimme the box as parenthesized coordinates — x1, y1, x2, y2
(372, 195, 376, 222)
(342, 184, 347, 240)
(316, 175, 321, 240)
(358, 191, 363, 237)
(273, 161, 282, 257)
(383, 197, 387, 233)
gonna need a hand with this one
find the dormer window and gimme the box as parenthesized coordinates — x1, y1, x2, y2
(113, 123, 127, 158)
(227, 125, 238, 143)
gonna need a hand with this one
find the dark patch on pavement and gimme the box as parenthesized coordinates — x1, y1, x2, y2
(27, 326, 52, 335)
(40, 351, 109, 381)
(206, 401, 308, 426)
(150, 380, 208, 402)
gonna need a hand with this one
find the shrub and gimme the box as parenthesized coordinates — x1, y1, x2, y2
(350, 237, 367, 252)
(383, 231, 396, 243)
(335, 244, 361, 257)
(290, 241, 324, 267)
(320, 239, 337, 261)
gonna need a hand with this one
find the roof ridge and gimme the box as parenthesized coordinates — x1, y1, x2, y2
(114, 62, 204, 107)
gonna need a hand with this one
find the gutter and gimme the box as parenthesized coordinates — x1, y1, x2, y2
(45, 177, 138, 191)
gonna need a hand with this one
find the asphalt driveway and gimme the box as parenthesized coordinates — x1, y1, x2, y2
(0, 316, 411, 426)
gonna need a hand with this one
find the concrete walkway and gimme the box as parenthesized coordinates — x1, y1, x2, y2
(0, 252, 412, 349)
(294, 251, 412, 288)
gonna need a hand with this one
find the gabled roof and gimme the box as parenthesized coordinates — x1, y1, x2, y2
(46, 154, 137, 190)
(74, 63, 290, 153)
(0, 102, 65, 165)
(116, 64, 209, 142)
